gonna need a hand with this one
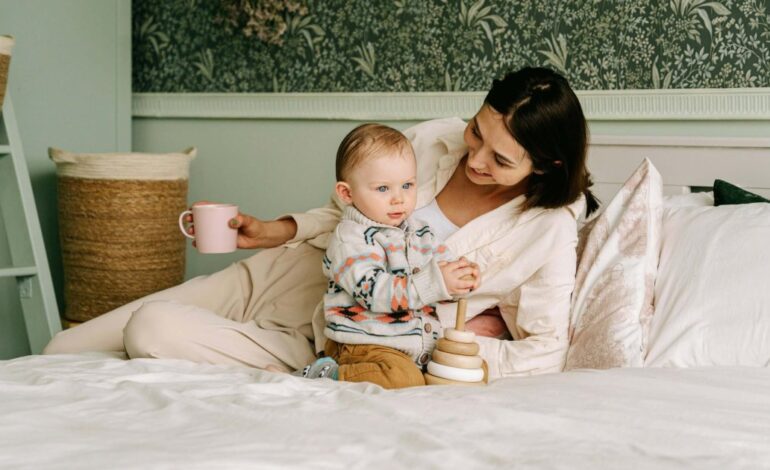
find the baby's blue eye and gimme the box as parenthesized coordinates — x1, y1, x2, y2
(402, 182, 413, 190)
(377, 186, 388, 192)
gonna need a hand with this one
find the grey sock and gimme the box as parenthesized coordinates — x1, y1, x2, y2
(293, 357, 339, 380)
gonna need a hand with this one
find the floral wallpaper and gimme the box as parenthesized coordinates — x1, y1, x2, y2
(132, 0, 770, 92)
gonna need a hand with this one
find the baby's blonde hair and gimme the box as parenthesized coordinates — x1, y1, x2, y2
(335, 124, 413, 182)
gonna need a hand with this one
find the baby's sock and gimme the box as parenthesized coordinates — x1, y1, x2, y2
(293, 357, 339, 380)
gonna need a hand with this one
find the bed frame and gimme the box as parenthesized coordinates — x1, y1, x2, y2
(588, 135, 770, 204)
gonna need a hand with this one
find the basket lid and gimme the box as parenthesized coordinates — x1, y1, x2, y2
(49, 147, 197, 180)
(0, 35, 14, 56)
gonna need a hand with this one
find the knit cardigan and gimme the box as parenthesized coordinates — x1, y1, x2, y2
(323, 205, 452, 361)
(284, 118, 582, 380)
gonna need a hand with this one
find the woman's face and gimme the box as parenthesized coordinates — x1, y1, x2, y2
(463, 105, 536, 189)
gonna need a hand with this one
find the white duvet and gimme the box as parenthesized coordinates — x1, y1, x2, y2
(1, 353, 769, 469)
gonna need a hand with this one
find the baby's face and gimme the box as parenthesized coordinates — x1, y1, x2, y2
(346, 148, 417, 226)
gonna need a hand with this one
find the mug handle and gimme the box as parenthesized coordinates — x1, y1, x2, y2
(178, 210, 195, 240)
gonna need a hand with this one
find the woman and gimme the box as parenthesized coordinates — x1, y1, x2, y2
(44, 67, 598, 380)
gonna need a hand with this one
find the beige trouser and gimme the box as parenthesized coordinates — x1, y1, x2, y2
(43, 244, 326, 371)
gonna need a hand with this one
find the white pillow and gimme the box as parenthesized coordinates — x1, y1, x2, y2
(663, 191, 713, 208)
(645, 203, 770, 367)
(566, 159, 663, 369)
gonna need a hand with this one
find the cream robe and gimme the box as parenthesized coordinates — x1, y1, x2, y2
(285, 118, 583, 379)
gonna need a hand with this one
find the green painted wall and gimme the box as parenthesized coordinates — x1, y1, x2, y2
(132, 116, 770, 279)
(132, 118, 412, 277)
(0, 0, 131, 358)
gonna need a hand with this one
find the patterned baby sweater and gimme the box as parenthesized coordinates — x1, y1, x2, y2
(323, 205, 453, 361)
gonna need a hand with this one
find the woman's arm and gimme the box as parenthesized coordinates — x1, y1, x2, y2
(475, 247, 576, 380)
(216, 196, 344, 249)
(188, 201, 298, 249)
(221, 118, 467, 249)
(277, 197, 344, 246)
(229, 118, 467, 250)
(229, 213, 298, 249)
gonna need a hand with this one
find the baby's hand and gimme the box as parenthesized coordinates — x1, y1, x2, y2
(438, 257, 481, 295)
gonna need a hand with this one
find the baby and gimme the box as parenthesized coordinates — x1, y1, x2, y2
(295, 123, 480, 389)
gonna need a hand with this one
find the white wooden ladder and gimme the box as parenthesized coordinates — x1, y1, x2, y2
(0, 96, 61, 353)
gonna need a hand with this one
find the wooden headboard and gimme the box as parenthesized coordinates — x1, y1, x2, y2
(588, 135, 770, 203)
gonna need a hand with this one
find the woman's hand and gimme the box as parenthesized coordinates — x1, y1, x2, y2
(228, 212, 269, 249)
(465, 307, 508, 338)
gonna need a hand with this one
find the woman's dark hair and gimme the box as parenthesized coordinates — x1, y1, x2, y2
(484, 67, 599, 216)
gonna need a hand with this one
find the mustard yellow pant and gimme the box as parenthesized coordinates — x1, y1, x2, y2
(324, 340, 426, 389)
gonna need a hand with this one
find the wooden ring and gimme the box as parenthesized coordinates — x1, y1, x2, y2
(431, 349, 482, 369)
(427, 361, 484, 382)
(437, 338, 479, 356)
(444, 328, 476, 343)
(424, 373, 483, 386)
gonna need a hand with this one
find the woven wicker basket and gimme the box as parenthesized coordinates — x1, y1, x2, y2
(49, 147, 196, 322)
(0, 35, 14, 108)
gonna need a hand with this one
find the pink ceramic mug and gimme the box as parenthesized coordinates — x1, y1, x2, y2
(178, 204, 239, 254)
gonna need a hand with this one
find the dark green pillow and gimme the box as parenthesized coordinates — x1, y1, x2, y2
(713, 179, 770, 206)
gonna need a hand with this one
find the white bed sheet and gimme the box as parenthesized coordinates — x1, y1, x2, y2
(1, 353, 769, 469)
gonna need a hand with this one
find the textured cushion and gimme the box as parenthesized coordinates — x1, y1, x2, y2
(713, 179, 769, 206)
(645, 203, 770, 367)
(565, 159, 663, 370)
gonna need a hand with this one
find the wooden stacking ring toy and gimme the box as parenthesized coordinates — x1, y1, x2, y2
(444, 328, 476, 343)
(424, 373, 482, 386)
(436, 338, 479, 356)
(427, 361, 484, 382)
(431, 349, 483, 369)
(424, 274, 487, 386)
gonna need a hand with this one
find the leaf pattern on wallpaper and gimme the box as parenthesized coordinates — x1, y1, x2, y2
(458, 0, 507, 50)
(193, 49, 215, 83)
(286, 14, 325, 58)
(672, 0, 731, 41)
(539, 33, 569, 74)
(132, 0, 770, 92)
(352, 42, 377, 79)
(137, 15, 169, 60)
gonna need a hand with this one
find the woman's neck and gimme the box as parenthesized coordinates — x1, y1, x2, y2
(436, 157, 528, 227)
(454, 156, 528, 202)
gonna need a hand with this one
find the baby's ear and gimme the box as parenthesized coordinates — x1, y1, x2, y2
(335, 182, 354, 204)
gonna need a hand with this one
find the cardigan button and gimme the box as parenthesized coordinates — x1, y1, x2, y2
(412, 267, 421, 274)
(424, 322, 432, 333)
(418, 353, 431, 365)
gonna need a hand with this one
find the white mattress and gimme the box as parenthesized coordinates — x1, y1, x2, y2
(1, 353, 769, 469)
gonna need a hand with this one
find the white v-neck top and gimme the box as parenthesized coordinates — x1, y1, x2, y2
(411, 199, 459, 242)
